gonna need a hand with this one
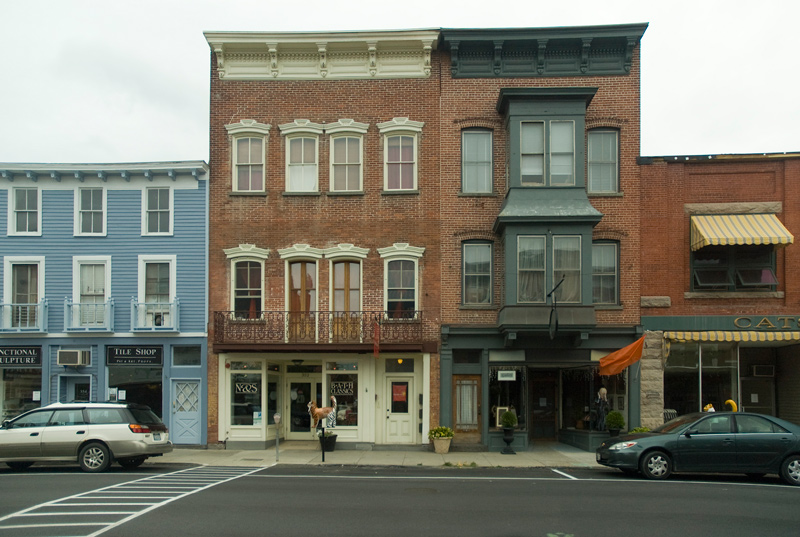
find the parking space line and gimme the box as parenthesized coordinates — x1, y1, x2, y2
(551, 469, 579, 480)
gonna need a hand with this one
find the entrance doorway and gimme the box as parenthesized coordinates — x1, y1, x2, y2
(170, 379, 201, 444)
(385, 376, 414, 444)
(530, 370, 557, 439)
(285, 377, 322, 440)
(452, 375, 481, 444)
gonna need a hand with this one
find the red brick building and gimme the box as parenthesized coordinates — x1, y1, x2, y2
(639, 153, 800, 428)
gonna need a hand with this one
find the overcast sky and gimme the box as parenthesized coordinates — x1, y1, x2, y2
(1, 0, 797, 163)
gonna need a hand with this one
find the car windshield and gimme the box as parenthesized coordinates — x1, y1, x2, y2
(650, 413, 702, 433)
(129, 408, 162, 424)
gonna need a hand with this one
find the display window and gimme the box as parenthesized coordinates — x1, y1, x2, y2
(1, 368, 41, 421)
(489, 366, 526, 430)
(230, 360, 262, 426)
(326, 361, 358, 426)
(664, 342, 739, 416)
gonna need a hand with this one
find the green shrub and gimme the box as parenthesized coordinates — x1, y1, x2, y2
(629, 426, 650, 434)
(500, 411, 518, 428)
(606, 410, 625, 430)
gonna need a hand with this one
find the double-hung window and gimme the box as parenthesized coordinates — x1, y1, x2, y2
(137, 255, 176, 329)
(76, 188, 105, 236)
(326, 119, 368, 193)
(225, 119, 271, 193)
(553, 236, 581, 302)
(234, 261, 262, 319)
(518, 236, 545, 302)
(378, 118, 424, 192)
(3, 256, 44, 330)
(588, 130, 619, 193)
(462, 242, 492, 305)
(10, 187, 41, 236)
(592, 242, 619, 305)
(520, 121, 575, 186)
(378, 243, 425, 319)
(280, 120, 323, 193)
(73, 257, 111, 327)
(144, 187, 171, 235)
(462, 129, 492, 193)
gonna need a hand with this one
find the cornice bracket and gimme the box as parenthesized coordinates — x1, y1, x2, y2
(493, 40, 503, 75)
(317, 42, 328, 78)
(212, 43, 226, 79)
(450, 40, 460, 77)
(581, 38, 592, 73)
(624, 36, 637, 73)
(537, 39, 548, 74)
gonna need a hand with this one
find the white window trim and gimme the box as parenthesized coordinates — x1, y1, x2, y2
(327, 120, 368, 193)
(137, 254, 177, 304)
(141, 186, 174, 236)
(8, 187, 42, 237)
(378, 118, 424, 192)
(378, 243, 425, 316)
(461, 129, 493, 194)
(279, 120, 324, 193)
(226, 119, 271, 193)
(3, 256, 45, 306)
(327, 259, 365, 313)
(225, 244, 269, 314)
(325, 244, 369, 313)
(73, 187, 107, 237)
(72, 256, 112, 304)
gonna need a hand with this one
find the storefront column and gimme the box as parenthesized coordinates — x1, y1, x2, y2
(439, 348, 453, 428)
(640, 331, 665, 429)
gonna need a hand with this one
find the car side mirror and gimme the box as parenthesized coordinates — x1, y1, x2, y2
(1, 420, 10, 429)
(684, 429, 695, 438)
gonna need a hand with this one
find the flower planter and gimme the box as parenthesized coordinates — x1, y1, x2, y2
(432, 437, 452, 454)
(319, 434, 337, 452)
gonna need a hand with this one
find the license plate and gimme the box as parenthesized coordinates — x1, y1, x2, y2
(596, 452, 601, 462)
(153, 433, 161, 441)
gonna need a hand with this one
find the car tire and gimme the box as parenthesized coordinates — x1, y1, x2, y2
(640, 450, 672, 480)
(6, 461, 34, 471)
(118, 457, 146, 470)
(779, 455, 800, 486)
(79, 443, 111, 473)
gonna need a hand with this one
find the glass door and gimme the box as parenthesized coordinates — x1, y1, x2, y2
(286, 379, 321, 440)
(385, 377, 414, 444)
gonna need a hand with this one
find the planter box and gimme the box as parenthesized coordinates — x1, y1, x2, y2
(432, 437, 452, 454)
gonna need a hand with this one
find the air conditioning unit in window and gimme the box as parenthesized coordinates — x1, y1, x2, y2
(57, 350, 91, 367)
(752, 365, 775, 377)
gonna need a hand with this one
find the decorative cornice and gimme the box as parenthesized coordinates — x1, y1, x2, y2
(224, 244, 270, 260)
(278, 119, 324, 136)
(205, 30, 439, 81)
(225, 119, 271, 136)
(377, 243, 426, 258)
(325, 119, 369, 135)
(278, 243, 325, 260)
(323, 243, 370, 259)
(0, 162, 208, 183)
(377, 117, 425, 134)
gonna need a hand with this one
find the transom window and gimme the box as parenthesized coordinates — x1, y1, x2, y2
(592, 242, 619, 304)
(692, 245, 777, 292)
(11, 187, 40, 235)
(77, 188, 104, 235)
(588, 129, 619, 193)
(520, 121, 575, 186)
(462, 129, 492, 193)
(463, 242, 492, 305)
(330, 136, 362, 192)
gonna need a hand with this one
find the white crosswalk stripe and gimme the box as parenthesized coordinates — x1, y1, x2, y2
(0, 466, 262, 537)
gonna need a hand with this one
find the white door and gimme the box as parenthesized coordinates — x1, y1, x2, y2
(385, 377, 414, 444)
(171, 380, 201, 444)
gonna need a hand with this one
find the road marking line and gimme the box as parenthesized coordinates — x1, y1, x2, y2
(551, 469, 578, 480)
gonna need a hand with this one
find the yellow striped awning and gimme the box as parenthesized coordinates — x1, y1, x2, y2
(665, 331, 800, 342)
(690, 214, 794, 251)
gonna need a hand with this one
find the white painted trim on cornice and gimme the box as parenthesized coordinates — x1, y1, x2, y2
(224, 244, 270, 259)
(225, 119, 271, 136)
(325, 119, 369, 135)
(278, 243, 325, 259)
(278, 120, 325, 135)
(377, 243, 426, 258)
(323, 244, 370, 259)
(377, 117, 425, 134)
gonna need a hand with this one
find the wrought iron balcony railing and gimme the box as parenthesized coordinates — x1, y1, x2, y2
(131, 298, 180, 332)
(64, 298, 115, 332)
(0, 300, 48, 333)
(213, 310, 423, 345)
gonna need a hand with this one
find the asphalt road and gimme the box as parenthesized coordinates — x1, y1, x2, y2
(2, 464, 799, 537)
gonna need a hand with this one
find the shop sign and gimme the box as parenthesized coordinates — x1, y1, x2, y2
(330, 381, 354, 396)
(733, 316, 800, 330)
(0, 346, 42, 366)
(498, 370, 516, 381)
(236, 383, 259, 394)
(106, 346, 163, 365)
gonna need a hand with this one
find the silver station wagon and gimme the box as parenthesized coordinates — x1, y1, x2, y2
(0, 401, 173, 472)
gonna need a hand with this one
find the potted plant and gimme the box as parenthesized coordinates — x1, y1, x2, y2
(606, 411, 625, 437)
(499, 410, 517, 454)
(318, 429, 337, 451)
(428, 426, 454, 454)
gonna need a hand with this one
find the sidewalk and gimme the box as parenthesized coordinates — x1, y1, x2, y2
(149, 440, 598, 469)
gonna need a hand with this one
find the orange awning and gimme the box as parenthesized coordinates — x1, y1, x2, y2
(599, 335, 645, 376)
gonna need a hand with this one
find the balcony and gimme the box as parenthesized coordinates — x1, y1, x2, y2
(64, 298, 115, 332)
(213, 310, 424, 351)
(0, 300, 48, 333)
(131, 298, 180, 332)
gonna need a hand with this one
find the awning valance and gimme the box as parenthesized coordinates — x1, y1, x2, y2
(690, 214, 793, 251)
(665, 331, 800, 343)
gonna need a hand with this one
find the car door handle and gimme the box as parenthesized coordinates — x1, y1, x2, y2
(722, 438, 733, 445)
(76, 430, 85, 434)
(30, 432, 39, 437)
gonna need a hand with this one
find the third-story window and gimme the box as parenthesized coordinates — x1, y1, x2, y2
(12, 187, 39, 235)
(385, 135, 416, 191)
(518, 236, 545, 303)
(462, 242, 492, 305)
(592, 242, 619, 304)
(287, 136, 318, 192)
(550, 122, 575, 186)
(520, 121, 575, 186)
(588, 130, 619, 193)
(145, 188, 171, 234)
(520, 123, 544, 186)
(331, 136, 362, 192)
(553, 236, 581, 302)
(462, 130, 492, 193)
(78, 188, 104, 235)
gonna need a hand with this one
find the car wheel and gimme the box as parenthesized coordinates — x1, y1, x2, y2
(79, 443, 111, 473)
(118, 457, 146, 470)
(6, 461, 34, 471)
(779, 455, 800, 486)
(640, 450, 672, 480)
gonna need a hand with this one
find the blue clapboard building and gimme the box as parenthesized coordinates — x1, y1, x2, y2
(0, 161, 208, 445)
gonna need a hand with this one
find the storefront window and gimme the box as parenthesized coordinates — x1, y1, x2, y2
(665, 342, 738, 416)
(231, 372, 262, 426)
(327, 362, 357, 426)
(173, 346, 201, 366)
(489, 366, 526, 430)
(561, 367, 627, 431)
(1, 368, 41, 421)
(108, 366, 162, 416)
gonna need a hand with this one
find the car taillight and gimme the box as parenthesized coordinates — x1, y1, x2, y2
(128, 424, 151, 434)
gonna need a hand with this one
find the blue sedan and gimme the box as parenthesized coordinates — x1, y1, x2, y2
(596, 412, 800, 485)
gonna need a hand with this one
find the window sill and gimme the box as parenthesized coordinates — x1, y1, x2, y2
(458, 192, 498, 197)
(327, 191, 364, 197)
(282, 191, 322, 197)
(229, 191, 267, 197)
(685, 291, 784, 299)
(382, 189, 419, 195)
(594, 304, 623, 310)
(588, 191, 624, 198)
(459, 304, 496, 310)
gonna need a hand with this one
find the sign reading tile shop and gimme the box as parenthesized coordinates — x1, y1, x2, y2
(0, 346, 42, 366)
(106, 346, 163, 365)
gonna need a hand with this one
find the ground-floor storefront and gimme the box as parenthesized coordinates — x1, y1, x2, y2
(640, 315, 800, 429)
(215, 352, 431, 450)
(440, 328, 641, 452)
(0, 337, 207, 444)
